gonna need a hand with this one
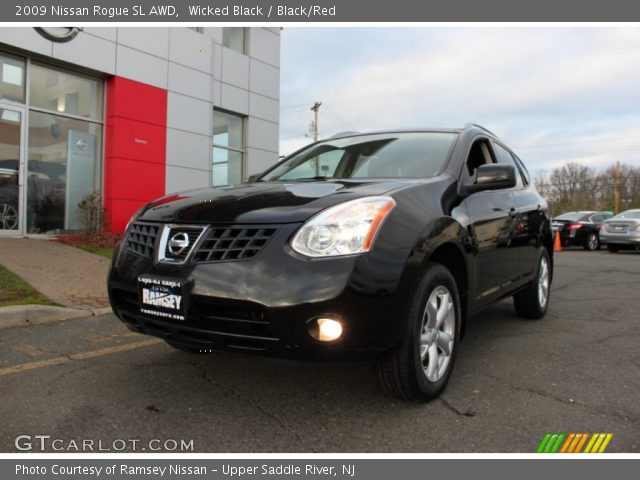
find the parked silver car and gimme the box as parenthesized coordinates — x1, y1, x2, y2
(600, 209, 640, 252)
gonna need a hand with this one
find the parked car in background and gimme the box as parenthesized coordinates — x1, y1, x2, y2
(551, 211, 612, 251)
(600, 209, 640, 252)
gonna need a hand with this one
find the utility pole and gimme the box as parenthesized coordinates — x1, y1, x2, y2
(614, 161, 622, 214)
(310, 102, 322, 142)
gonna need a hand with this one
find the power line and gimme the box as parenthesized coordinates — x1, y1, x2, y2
(513, 134, 640, 150)
(323, 107, 357, 131)
(519, 146, 640, 155)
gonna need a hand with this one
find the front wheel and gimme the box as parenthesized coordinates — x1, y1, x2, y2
(513, 248, 551, 319)
(377, 263, 461, 402)
(584, 233, 599, 251)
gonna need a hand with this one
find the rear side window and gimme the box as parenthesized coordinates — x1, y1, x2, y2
(512, 154, 530, 185)
(492, 143, 523, 188)
(590, 214, 604, 223)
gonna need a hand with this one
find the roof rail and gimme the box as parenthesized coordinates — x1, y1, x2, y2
(463, 123, 498, 138)
(328, 131, 359, 139)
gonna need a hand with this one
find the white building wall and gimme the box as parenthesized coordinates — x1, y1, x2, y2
(0, 27, 281, 194)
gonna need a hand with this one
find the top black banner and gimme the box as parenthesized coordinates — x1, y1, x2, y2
(5, 0, 640, 22)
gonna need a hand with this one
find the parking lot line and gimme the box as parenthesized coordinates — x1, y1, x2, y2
(0, 339, 162, 377)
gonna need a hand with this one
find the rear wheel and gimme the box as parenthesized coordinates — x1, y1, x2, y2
(607, 245, 619, 253)
(584, 233, 599, 251)
(513, 248, 550, 319)
(377, 263, 461, 402)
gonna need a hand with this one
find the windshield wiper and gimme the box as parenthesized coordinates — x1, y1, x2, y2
(286, 176, 335, 182)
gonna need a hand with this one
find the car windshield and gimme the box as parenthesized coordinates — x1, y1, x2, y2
(611, 210, 640, 220)
(260, 132, 458, 182)
(554, 212, 585, 221)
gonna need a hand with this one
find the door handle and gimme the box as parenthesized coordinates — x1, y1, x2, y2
(509, 208, 518, 218)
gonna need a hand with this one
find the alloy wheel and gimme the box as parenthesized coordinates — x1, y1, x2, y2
(587, 234, 598, 251)
(419, 285, 455, 382)
(0, 203, 18, 230)
(538, 256, 550, 308)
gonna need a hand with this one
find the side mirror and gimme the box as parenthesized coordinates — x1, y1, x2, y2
(464, 164, 516, 194)
(246, 174, 261, 183)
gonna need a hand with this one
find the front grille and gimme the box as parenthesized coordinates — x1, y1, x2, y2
(162, 226, 206, 263)
(193, 226, 277, 263)
(125, 222, 160, 258)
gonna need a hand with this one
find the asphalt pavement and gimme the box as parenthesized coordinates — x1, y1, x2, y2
(0, 250, 638, 453)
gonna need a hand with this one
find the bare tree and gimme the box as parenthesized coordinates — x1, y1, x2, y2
(533, 161, 640, 214)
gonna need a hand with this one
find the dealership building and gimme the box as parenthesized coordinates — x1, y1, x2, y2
(0, 27, 280, 234)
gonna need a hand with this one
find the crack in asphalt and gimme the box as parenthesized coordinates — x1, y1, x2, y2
(438, 397, 476, 417)
(192, 360, 318, 453)
(480, 371, 640, 425)
(585, 331, 638, 345)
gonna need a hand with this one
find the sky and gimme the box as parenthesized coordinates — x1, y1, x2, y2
(278, 27, 640, 174)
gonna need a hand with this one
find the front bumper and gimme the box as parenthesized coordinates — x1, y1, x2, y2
(108, 223, 412, 361)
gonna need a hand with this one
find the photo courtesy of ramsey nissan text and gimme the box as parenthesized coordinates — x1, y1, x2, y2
(0, 1, 638, 479)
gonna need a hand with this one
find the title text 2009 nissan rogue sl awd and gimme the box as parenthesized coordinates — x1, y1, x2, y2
(108, 124, 553, 402)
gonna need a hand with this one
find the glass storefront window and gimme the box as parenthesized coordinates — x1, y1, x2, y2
(213, 147, 243, 187)
(0, 53, 26, 104)
(29, 63, 103, 120)
(212, 110, 244, 187)
(26, 111, 102, 234)
(0, 108, 22, 231)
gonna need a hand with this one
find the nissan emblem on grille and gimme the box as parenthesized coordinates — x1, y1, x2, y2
(168, 232, 190, 256)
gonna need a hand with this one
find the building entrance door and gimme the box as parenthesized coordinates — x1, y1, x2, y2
(0, 103, 26, 235)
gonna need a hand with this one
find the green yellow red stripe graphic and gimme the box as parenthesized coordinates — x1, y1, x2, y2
(537, 433, 613, 453)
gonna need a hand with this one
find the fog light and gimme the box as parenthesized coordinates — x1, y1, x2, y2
(308, 317, 343, 342)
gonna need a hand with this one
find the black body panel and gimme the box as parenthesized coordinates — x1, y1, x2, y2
(108, 126, 553, 361)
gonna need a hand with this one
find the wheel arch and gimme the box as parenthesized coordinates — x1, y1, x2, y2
(395, 217, 472, 340)
(426, 242, 469, 339)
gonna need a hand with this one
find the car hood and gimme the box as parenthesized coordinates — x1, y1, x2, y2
(138, 180, 410, 224)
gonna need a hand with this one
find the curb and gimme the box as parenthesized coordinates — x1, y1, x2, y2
(0, 305, 114, 330)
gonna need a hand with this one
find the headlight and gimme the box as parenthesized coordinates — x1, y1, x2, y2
(291, 196, 396, 257)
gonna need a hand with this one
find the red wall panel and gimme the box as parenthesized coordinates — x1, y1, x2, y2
(104, 77, 167, 233)
(106, 117, 166, 164)
(106, 76, 167, 125)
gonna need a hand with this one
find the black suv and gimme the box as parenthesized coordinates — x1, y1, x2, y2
(108, 124, 553, 401)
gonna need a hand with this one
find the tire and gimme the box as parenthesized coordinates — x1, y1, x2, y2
(607, 245, 619, 253)
(165, 340, 205, 354)
(584, 233, 599, 251)
(513, 248, 551, 319)
(377, 262, 461, 402)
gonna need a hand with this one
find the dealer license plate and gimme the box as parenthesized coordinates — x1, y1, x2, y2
(138, 275, 188, 321)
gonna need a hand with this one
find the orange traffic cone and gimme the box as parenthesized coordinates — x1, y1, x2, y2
(553, 231, 562, 252)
